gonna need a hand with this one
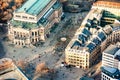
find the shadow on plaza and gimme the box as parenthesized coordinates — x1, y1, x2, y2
(0, 39, 6, 58)
(0, 25, 7, 58)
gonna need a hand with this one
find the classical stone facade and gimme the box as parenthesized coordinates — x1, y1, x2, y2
(7, 0, 62, 47)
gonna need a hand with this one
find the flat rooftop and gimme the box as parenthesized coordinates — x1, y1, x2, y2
(0, 58, 28, 80)
(104, 45, 119, 55)
(111, 23, 120, 31)
(101, 66, 120, 79)
(16, 0, 51, 15)
(0, 69, 25, 80)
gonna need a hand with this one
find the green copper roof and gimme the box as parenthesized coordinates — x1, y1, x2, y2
(17, 0, 51, 15)
(11, 18, 49, 29)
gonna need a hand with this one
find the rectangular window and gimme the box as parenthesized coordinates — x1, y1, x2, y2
(29, 17, 34, 20)
(32, 39, 34, 42)
(14, 31, 16, 34)
(22, 16, 27, 19)
(16, 15, 21, 18)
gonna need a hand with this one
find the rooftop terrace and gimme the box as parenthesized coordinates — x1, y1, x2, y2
(16, 0, 51, 15)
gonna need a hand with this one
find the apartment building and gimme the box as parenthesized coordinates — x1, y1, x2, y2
(102, 44, 120, 69)
(7, 0, 62, 47)
(107, 23, 120, 44)
(65, 0, 120, 69)
(65, 22, 120, 69)
(101, 43, 120, 80)
(65, 9, 104, 69)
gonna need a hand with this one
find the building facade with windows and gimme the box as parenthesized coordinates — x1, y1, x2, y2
(65, 9, 104, 69)
(102, 44, 120, 70)
(65, 0, 120, 69)
(65, 22, 120, 69)
(7, 0, 62, 47)
(101, 43, 120, 80)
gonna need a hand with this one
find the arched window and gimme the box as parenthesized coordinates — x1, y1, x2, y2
(32, 32, 34, 36)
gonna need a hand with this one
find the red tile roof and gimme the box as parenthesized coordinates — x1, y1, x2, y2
(93, 1, 120, 9)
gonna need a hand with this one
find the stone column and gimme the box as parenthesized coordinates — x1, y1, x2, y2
(39, 27, 45, 41)
(7, 26, 14, 40)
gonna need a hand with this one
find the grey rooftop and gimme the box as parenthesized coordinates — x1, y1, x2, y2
(104, 45, 119, 55)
